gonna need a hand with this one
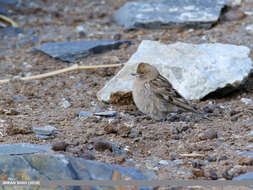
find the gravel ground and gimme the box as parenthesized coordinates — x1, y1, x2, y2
(1, 0, 253, 188)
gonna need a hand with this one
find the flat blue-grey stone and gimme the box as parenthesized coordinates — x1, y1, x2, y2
(94, 111, 117, 117)
(33, 40, 131, 62)
(33, 125, 56, 135)
(238, 151, 253, 159)
(233, 172, 253, 180)
(0, 0, 18, 6)
(114, 0, 228, 29)
(0, 154, 156, 190)
(0, 143, 51, 155)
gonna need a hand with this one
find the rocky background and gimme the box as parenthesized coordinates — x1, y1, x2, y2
(1, 0, 253, 189)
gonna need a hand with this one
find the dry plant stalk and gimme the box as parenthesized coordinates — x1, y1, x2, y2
(0, 15, 19, 27)
(0, 64, 122, 84)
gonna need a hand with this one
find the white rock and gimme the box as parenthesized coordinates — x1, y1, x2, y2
(246, 24, 253, 35)
(62, 99, 71, 108)
(97, 40, 252, 101)
(159, 160, 169, 166)
(240, 98, 253, 105)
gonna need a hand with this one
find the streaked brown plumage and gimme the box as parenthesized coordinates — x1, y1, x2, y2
(132, 62, 210, 120)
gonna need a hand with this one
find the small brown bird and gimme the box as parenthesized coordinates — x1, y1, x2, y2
(132, 62, 210, 121)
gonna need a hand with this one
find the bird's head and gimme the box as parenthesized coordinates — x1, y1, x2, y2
(131, 62, 159, 81)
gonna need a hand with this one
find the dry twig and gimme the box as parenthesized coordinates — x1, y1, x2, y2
(0, 63, 122, 84)
(0, 14, 19, 27)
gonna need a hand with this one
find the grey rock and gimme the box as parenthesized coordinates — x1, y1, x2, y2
(35, 134, 55, 140)
(114, 0, 228, 30)
(238, 151, 253, 159)
(79, 111, 93, 117)
(32, 125, 56, 136)
(0, 0, 18, 6)
(0, 154, 155, 190)
(33, 40, 131, 62)
(62, 99, 71, 108)
(94, 111, 117, 117)
(0, 143, 51, 155)
(97, 40, 252, 101)
(233, 171, 253, 180)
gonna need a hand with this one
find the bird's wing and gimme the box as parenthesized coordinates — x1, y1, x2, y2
(149, 74, 199, 113)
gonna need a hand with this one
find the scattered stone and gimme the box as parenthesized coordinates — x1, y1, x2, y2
(97, 40, 252, 101)
(0, 143, 51, 155)
(0, 0, 19, 6)
(238, 151, 253, 159)
(238, 157, 253, 165)
(233, 171, 253, 180)
(159, 160, 169, 166)
(114, 0, 227, 30)
(129, 128, 140, 138)
(75, 83, 83, 89)
(52, 142, 69, 151)
(35, 134, 55, 140)
(207, 155, 217, 162)
(94, 139, 113, 152)
(79, 111, 93, 118)
(203, 106, 214, 113)
(13, 96, 28, 101)
(240, 98, 253, 105)
(94, 111, 117, 117)
(33, 40, 131, 62)
(5, 109, 19, 115)
(206, 170, 218, 180)
(32, 125, 56, 136)
(0, 154, 155, 189)
(246, 24, 253, 35)
(198, 129, 218, 140)
(218, 155, 229, 161)
(192, 168, 205, 177)
(79, 152, 96, 160)
(62, 99, 71, 108)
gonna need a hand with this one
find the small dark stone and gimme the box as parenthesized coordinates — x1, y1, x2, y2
(94, 140, 113, 152)
(113, 33, 121, 40)
(52, 142, 69, 151)
(218, 155, 228, 161)
(79, 152, 96, 160)
(207, 155, 217, 162)
(230, 110, 237, 116)
(199, 129, 217, 140)
(222, 170, 233, 180)
(203, 106, 214, 113)
(79, 31, 86, 38)
(209, 170, 218, 180)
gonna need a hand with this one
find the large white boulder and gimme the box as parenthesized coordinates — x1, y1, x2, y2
(97, 40, 252, 101)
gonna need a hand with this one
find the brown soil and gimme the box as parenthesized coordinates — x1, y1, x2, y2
(1, 0, 253, 186)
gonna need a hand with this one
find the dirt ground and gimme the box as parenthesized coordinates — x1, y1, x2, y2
(1, 0, 253, 184)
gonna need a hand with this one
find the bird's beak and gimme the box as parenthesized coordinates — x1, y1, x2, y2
(131, 73, 137, 76)
(131, 73, 143, 77)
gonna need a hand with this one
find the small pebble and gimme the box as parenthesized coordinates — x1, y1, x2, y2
(240, 98, 252, 105)
(75, 83, 83, 89)
(94, 140, 113, 152)
(159, 160, 169, 166)
(199, 129, 217, 140)
(62, 99, 71, 108)
(52, 142, 68, 151)
(33, 125, 56, 136)
(94, 111, 117, 117)
(35, 134, 54, 139)
(79, 111, 92, 118)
